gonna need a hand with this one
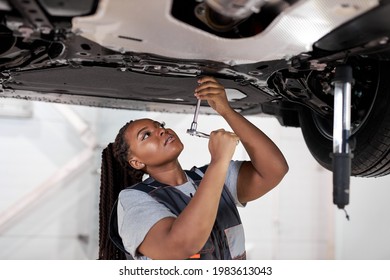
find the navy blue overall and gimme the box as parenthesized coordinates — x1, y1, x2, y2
(109, 165, 246, 260)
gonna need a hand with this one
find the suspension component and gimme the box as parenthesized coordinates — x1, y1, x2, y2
(332, 65, 354, 211)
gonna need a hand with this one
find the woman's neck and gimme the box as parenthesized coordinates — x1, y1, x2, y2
(147, 162, 187, 186)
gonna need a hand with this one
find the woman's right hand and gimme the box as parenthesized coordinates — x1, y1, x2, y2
(208, 129, 239, 164)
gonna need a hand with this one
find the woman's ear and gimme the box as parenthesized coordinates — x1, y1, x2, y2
(129, 159, 145, 170)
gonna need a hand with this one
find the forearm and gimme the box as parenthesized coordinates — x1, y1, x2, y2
(169, 160, 229, 253)
(221, 108, 288, 183)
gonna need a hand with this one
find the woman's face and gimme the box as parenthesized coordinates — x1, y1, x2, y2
(124, 118, 184, 170)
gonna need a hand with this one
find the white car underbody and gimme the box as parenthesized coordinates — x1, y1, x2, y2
(72, 0, 378, 64)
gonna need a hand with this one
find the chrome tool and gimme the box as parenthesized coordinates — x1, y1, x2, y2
(186, 99, 210, 139)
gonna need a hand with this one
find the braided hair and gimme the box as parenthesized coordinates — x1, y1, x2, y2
(98, 121, 145, 259)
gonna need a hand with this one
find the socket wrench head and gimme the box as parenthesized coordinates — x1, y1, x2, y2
(186, 129, 197, 136)
(186, 129, 210, 139)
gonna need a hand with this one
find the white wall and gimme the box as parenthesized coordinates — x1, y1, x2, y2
(335, 175, 390, 259)
(0, 100, 99, 259)
(0, 99, 389, 259)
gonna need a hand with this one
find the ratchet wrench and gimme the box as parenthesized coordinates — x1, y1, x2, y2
(186, 99, 210, 139)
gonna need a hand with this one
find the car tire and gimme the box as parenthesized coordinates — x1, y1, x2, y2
(299, 59, 390, 178)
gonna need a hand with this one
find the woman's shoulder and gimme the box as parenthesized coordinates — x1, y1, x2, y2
(118, 184, 156, 209)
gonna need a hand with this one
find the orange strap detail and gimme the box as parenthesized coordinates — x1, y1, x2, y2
(189, 253, 201, 259)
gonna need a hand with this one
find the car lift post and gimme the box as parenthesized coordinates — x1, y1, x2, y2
(332, 65, 354, 218)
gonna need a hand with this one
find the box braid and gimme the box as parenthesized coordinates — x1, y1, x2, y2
(98, 121, 144, 259)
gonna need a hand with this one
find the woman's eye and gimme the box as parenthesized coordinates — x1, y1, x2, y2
(142, 132, 151, 140)
(160, 121, 166, 128)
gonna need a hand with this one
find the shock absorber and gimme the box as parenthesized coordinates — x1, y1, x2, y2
(332, 65, 354, 217)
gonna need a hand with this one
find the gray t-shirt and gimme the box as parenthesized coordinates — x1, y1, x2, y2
(117, 160, 243, 259)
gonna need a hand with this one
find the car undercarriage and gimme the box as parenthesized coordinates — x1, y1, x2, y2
(1, 0, 390, 209)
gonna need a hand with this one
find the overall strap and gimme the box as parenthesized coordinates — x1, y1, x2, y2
(187, 165, 208, 182)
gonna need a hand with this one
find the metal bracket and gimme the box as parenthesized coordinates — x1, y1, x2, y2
(9, 0, 53, 35)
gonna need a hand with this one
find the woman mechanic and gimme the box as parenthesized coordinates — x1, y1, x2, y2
(98, 76, 289, 260)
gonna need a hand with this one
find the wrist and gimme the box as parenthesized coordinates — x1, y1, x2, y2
(209, 158, 231, 170)
(205, 160, 230, 187)
(218, 106, 236, 118)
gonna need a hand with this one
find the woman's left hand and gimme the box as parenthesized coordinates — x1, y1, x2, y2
(195, 76, 233, 116)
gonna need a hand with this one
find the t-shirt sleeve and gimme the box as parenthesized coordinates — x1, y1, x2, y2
(224, 160, 245, 207)
(117, 189, 176, 258)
